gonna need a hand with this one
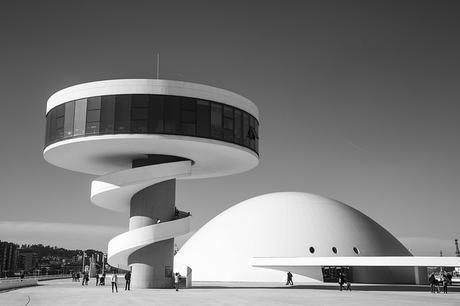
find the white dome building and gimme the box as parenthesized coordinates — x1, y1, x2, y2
(175, 192, 420, 284)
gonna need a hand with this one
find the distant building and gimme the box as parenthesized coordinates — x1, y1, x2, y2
(17, 250, 38, 273)
(0, 241, 18, 277)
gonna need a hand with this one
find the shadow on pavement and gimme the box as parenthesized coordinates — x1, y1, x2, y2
(193, 284, 460, 293)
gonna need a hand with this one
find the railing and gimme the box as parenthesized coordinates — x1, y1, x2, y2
(0, 274, 72, 282)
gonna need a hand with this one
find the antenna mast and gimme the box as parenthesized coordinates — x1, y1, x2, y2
(156, 52, 160, 79)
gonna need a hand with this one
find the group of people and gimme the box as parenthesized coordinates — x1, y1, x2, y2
(72, 271, 99, 285)
(110, 271, 131, 293)
(95, 272, 106, 286)
(70, 270, 184, 292)
(429, 271, 452, 294)
(71, 272, 80, 282)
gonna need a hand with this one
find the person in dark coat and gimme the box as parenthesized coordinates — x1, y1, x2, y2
(344, 274, 351, 291)
(286, 272, 293, 286)
(100, 272, 106, 286)
(338, 272, 345, 291)
(125, 271, 131, 291)
(442, 271, 448, 294)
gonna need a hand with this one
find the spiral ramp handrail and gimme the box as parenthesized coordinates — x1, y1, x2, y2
(90, 160, 192, 270)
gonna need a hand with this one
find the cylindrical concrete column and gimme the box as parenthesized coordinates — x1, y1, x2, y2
(128, 179, 176, 289)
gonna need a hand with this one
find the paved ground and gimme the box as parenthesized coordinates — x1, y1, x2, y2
(1, 279, 460, 306)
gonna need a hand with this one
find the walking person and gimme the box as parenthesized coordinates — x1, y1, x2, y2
(174, 272, 181, 291)
(344, 274, 351, 291)
(111, 272, 118, 293)
(100, 272, 106, 286)
(435, 276, 441, 293)
(124, 271, 131, 291)
(338, 272, 345, 291)
(286, 272, 293, 286)
(95, 273, 99, 286)
(442, 271, 448, 294)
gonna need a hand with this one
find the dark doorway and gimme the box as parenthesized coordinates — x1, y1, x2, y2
(322, 266, 353, 282)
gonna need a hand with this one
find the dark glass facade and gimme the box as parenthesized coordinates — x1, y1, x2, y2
(45, 94, 259, 154)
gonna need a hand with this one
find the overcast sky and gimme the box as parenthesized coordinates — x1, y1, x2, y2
(0, 0, 459, 255)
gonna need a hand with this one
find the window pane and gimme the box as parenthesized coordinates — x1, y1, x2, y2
(131, 120, 148, 133)
(73, 99, 87, 136)
(181, 98, 196, 110)
(56, 116, 64, 130)
(48, 109, 57, 142)
(131, 94, 149, 108)
(223, 106, 233, 128)
(181, 110, 195, 123)
(45, 112, 51, 144)
(180, 98, 195, 135)
(234, 109, 242, 144)
(55, 104, 65, 140)
(249, 116, 256, 150)
(223, 105, 233, 117)
(243, 112, 250, 147)
(86, 103, 100, 135)
(210, 103, 222, 139)
(196, 100, 210, 138)
(87, 97, 101, 110)
(148, 95, 164, 133)
(255, 120, 259, 153)
(55, 104, 65, 118)
(223, 106, 233, 142)
(85, 121, 99, 135)
(86, 109, 100, 123)
(164, 97, 180, 134)
(130, 95, 149, 133)
(114, 95, 131, 133)
(100, 96, 115, 134)
(64, 102, 75, 138)
(181, 123, 195, 136)
(132, 107, 148, 120)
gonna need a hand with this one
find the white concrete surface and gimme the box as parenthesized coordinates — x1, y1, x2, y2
(0, 278, 37, 291)
(175, 192, 413, 283)
(1, 279, 460, 306)
(253, 256, 460, 267)
(108, 216, 190, 270)
(91, 160, 192, 212)
(44, 134, 259, 176)
(46, 79, 259, 118)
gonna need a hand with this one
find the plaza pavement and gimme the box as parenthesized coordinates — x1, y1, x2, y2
(1, 279, 460, 306)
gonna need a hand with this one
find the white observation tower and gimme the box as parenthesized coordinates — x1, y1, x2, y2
(43, 79, 259, 288)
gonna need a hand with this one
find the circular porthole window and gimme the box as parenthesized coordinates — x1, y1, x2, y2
(309, 247, 315, 254)
(332, 247, 337, 254)
(353, 247, 360, 254)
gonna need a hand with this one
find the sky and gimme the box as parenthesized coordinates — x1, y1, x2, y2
(0, 0, 459, 256)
